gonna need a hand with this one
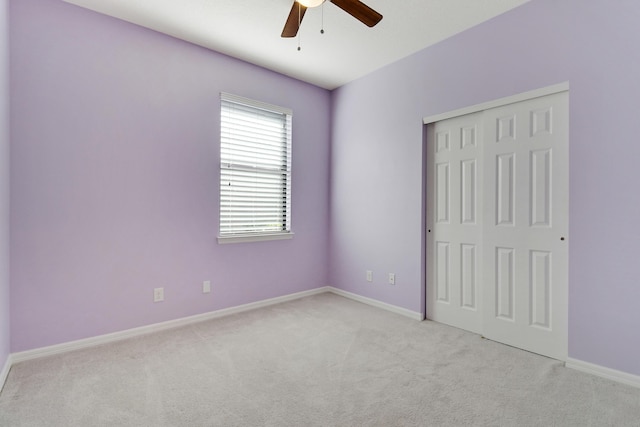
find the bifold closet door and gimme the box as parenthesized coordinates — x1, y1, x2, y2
(426, 112, 484, 334)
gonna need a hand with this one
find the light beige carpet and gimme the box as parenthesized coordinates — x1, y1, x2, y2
(1, 292, 639, 426)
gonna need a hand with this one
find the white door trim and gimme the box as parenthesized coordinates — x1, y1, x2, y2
(423, 82, 569, 125)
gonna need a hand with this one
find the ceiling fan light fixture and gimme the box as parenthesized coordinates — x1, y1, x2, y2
(298, 0, 324, 8)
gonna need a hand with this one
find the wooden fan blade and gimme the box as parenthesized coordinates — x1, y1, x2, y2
(281, 2, 308, 38)
(330, 0, 382, 27)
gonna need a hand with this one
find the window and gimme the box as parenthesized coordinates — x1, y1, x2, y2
(218, 93, 293, 243)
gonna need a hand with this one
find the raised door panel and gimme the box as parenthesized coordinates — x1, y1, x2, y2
(496, 153, 515, 227)
(460, 244, 477, 309)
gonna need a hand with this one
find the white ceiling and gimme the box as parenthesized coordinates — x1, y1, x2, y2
(62, 0, 530, 90)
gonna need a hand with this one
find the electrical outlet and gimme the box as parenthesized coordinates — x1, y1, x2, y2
(153, 287, 164, 302)
(203, 280, 211, 294)
(366, 270, 373, 282)
(388, 273, 396, 285)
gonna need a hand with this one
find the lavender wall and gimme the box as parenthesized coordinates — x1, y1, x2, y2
(10, 0, 330, 352)
(330, 0, 640, 376)
(0, 0, 9, 370)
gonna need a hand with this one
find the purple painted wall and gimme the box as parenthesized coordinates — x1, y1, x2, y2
(9, 0, 330, 352)
(0, 0, 9, 370)
(8, 0, 640, 379)
(330, 0, 640, 376)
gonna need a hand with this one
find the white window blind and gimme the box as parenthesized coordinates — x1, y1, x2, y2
(219, 93, 292, 240)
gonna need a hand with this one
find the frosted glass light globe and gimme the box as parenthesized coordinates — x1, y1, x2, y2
(298, 0, 324, 8)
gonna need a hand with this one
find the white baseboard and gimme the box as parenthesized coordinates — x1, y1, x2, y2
(566, 357, 640, 389)
(5, 287, 640, 393)
(327, 287, 424, 321)
(1, 353, 12, 393)
(9, 286, 421, 365)
(11, 286, 330, 364)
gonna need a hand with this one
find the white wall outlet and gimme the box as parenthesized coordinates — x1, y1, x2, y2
(203, 280, 211, 294)
(153, 287, 164, 302)
(388, 273, 396, 285)
(366, 270, 373, 282)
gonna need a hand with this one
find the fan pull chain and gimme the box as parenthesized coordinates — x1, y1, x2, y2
(297, 2, 302, 51)
(320, 2, 325, 34)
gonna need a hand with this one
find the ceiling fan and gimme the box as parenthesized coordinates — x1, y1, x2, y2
(281, 0, 383, 38)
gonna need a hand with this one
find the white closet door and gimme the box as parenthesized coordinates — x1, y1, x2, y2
(482, 91, 569, 360)
(426, 112, 484, 334)
(426, 90, 569, 361)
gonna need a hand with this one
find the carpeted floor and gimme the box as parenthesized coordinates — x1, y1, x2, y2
(1, 292, 639, 426)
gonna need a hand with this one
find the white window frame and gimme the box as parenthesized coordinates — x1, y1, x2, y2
(217, 93, 293, 244)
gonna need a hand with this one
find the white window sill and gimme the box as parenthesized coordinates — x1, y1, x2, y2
(217, 232, 294, 244)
